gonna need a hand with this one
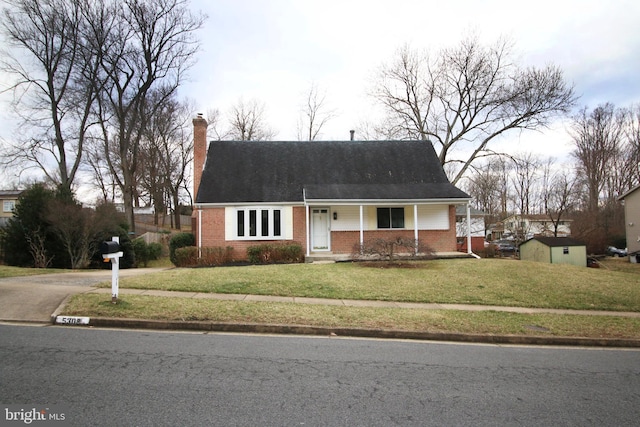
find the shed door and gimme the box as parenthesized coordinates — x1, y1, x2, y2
(312, 209, 330, 251)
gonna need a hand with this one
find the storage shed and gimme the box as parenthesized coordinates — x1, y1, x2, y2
(519, 237, 587, 267)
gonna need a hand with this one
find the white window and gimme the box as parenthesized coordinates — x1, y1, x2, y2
(3, 201, 15, 213)
(236, 207, 283, 240)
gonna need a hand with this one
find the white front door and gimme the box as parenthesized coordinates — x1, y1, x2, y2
(312, 208, 330, 251)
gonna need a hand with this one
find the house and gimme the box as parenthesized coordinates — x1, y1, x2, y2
(455, 205, 485, 252)
(487, 221, 505, 241)
(519, 237, 587, 267)
(501, 214, 572, 240)
(0, 190, 22, 227)
(618, 184, 640, 262)
(191, 115, 471, 260)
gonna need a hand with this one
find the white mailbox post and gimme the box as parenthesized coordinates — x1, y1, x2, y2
(101, 236, 124, 304)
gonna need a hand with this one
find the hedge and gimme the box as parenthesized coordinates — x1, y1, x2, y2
(169, 232, 195, 266)
(246, 243, 304, 264)
(174, 246, 234, 267)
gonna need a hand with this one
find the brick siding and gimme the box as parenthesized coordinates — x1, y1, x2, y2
(194, 204, 458, 260)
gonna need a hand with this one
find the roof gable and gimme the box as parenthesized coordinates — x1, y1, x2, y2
(196, 140, 469, 204)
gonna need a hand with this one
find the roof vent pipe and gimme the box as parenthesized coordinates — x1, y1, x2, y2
(349, 130, 355, 141)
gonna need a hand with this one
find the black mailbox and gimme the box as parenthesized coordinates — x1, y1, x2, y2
(100, 241, 120, 255)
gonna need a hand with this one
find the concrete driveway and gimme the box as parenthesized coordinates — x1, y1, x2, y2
(0, 268, 167, 323)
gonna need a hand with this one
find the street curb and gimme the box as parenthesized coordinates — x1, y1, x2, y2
(84, 317, 640, 348)
(50, 294, 75, 324)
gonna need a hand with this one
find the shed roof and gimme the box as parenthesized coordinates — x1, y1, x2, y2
(196, 140, 470, 204)
(0, 190, 22, 198)
(521, 236, 585, 247)
(618, 183, 640, 200)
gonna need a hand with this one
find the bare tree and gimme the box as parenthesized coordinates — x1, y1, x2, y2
(140, 94, 194, 229)
(371, 35, 576, 184)
(510, 152, 541, 215)
(296, 83, 336, 141)
(464, 160, 501, 234)
(45, 199, 94, 269)
(163, 108, 194, 229)
(0, 0, 101, 193)
(206, 108, 231, 141)
(621, 104, 640, 190)
(228, 98, 277, 141)
(542, 168, 578, 237)
(571, 103, 624, 212)
(493, 157, 512, 219)
(84, 136, 119, 203)
(91, 0, 205, 232)
(24, 226, 52, 268)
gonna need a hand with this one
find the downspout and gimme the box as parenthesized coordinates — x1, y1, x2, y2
(306, 205, 310, 257)
(466, 203, 472, 254)
(414, 204, 419, 255)
(467, 203, 481, 259)
(303, 188, 310, 257)
(198, 208, 202, 259)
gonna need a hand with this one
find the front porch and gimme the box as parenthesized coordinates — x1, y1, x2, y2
(304, 202, 475, 257)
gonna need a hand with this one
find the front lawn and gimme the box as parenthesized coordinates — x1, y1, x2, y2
(109, 258, 640, 312)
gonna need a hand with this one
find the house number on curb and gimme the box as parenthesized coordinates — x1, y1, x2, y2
(56, 316, 90, 325)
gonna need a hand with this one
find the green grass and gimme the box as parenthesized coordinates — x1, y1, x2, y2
(0, 265, 68, 278)
(54, 257, 640, 339)
(145, 257, 175, 269)
(62, 293, 640, 339)
(109, 258, 640, 312)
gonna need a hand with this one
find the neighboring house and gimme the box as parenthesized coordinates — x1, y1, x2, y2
(455, 205, 485, 252)
(618, 184, 640, 262)
(191, 115, 471, 260)
(502, 214, 572, 240)
(0, 190, 22, 227)
(519, 237, 587, 267)
(487, 222, 505, 241)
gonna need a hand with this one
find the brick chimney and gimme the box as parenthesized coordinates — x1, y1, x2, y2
(192, 113, 208, 199)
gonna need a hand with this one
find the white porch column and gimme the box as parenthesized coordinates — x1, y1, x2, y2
(466, 203, 472, 254)
(305, 204, 311, 256)
(414, 204, 419, 254)
(359, 205, 364, 252)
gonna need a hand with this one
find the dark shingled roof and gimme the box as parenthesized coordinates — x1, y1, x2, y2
(523, 237, 585, 247)
(196, 140, 470, 204)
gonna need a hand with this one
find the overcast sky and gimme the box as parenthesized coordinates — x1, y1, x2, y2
(1, 0, 639, 186)
(182, 0, 640, 156)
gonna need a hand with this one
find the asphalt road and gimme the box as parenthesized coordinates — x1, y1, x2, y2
(1, 324, 639, 426)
